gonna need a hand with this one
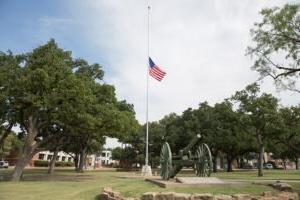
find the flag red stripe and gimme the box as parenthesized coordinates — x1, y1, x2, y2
(152, 67, 166, 76)
(150, 69, 164, 79)
(149, 70, 164, 81)
(150, 69, 165, 79)
(152, 66, 166, 74)
(150, 74, 162, 81)
(149, 70, 163, 80)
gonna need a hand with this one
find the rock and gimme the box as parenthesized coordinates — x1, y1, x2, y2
(260, 197, 277, 200)
(277, 192, 299, 200)
(111, 191, 122, 198)
(193, 193, 214, 200)
(214, 194, 232, 200)
(103, 187, 113, 193)
(142, 192, 157, 200)
(156, 192, 175, 200)
(101, 187, 125, 200)
(262, 192, 273, 197)
(126, 198, 139, 200)
(173, 193, 192, 200)
(99, 193, 109, 200)
(231, 194, 252, 200)
(269, 182, 293, 192)
(101, 186, 299, 200)
(250, 197, 262, 200)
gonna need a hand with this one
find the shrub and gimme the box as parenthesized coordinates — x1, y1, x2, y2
(34, 160, 74, 167)
(34, 160, 49, 167)
(55, 161, 74, 167)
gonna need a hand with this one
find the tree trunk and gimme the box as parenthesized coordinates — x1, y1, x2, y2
(257, 133, 264, 177)
(220, 156, 224, 169)
(295, 159, 299, 170)
(74, 153, 79, 171)
(240, 158, 244, 168)
(212, 150, 218, 173)
(283, 160, 287, 170)
(0, 123, 13, 150)
(77, 147, 86, 172)
(11, 116, 38, 181)
(213, 156, 218, 173)
(84, 153, 88, 170)
(226, 156, 233, 172)
(227, 159, 232, 172)
(48, 149, 58, 174)
(236, 158, 240, 169)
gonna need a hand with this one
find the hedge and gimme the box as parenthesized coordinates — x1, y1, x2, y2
(34, 160, 49, 167)
(34, 160, 74, 167)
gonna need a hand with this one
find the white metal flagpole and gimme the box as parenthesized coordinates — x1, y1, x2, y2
(146, 5, 150, 167)
(142, 4, 152, 176)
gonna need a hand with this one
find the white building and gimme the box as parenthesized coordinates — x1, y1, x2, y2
(87, 150, 113, 168)
(100, 150, 112, 165)
(36, 151, 74, 162)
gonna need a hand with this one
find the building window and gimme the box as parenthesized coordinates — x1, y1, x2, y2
(68, 157, 72, 162)
(38, 154, 45, 160)
(56, 156, 60, 161)
(101, 152, 106, 157)
(47, 155, 53, 160)
(62, 156, 66, 162)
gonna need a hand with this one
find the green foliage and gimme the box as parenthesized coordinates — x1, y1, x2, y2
(0, 39, 139, 179)
(267, 106, 300, 164)
(0, 133, 22, 158)
(231, 83, 279, 141)
(132, 82, 299, 175)
(33, 160, 49, 167)
(112, 147, 122, 160)
(231, 83, 280, 176)
(33, 160, 74, 167)
(247, 3, 300, 91)
(55, 161, 74, 167)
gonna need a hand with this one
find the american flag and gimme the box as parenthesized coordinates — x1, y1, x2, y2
(149, 57, 166, 81)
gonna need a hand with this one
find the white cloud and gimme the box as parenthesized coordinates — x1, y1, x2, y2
(69, 0, 299, 123)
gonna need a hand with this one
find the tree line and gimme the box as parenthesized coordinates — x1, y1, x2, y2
(116, 83, 300, 177)
(0, 40, 139, 181)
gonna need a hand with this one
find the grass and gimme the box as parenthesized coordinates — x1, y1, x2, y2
(212, 169, 300, 180)
(0, 168, 299, 200)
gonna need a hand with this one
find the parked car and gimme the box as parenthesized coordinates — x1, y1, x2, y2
(0, 160, 9, 168)
(263, 163, 273, 169)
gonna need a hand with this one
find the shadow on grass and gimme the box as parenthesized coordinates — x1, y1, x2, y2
(94, 194, 102, 200)
(22, 174, 95, 182)
(0, 171, 95, 182)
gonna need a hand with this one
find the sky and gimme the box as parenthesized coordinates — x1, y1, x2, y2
(1, 0, 299, 148)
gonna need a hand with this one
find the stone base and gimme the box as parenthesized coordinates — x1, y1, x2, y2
(176, 177, 224, 184)
(146, 177, 227, 188)
(141, 165, 152, 176)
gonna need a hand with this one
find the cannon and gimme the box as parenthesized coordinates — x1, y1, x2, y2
(159, 134, 212, 180)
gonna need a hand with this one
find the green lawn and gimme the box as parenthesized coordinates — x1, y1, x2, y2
(0, 168, 299, 200)
(212, 169, 300, 180)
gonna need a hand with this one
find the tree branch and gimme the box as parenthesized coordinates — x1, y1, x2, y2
(259, 53, 300, 79)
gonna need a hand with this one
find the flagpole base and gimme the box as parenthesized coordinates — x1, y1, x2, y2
(141, 165, 152, 176)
